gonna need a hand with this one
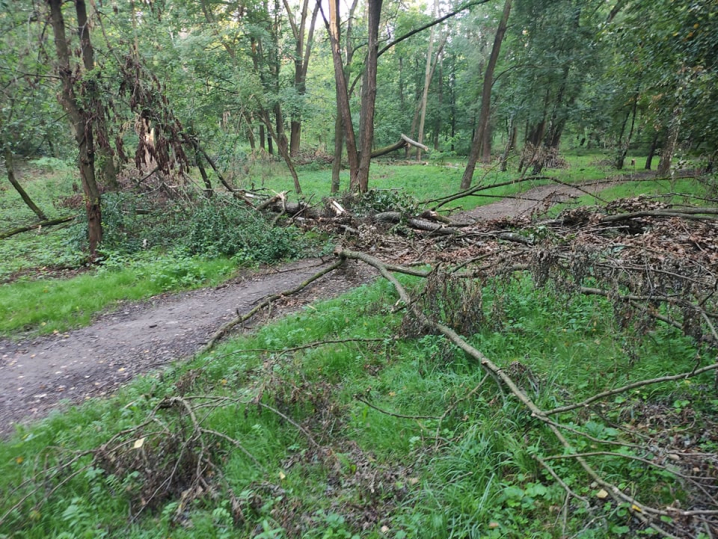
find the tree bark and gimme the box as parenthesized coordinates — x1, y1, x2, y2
(3, 148, 47, 221)
(658, 103, 682, 176)
(416, 0, 438, 161)
(355, 0, 384, 193)
(195, 150, 213, 197)
(417, 33, 447, 161)
(500, 120, 516, 172)
(49, 0, 102, 259)
(616, 89, 639, 170)
(645, 131, 659, 170)
(258, 108, 302, 194)
(331, 105, 343, 194)
(460, 0, 512, 189)
(324, 0, 360, 186)
(285, 0, 319, 156)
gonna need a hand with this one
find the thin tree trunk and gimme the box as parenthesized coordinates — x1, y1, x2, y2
(48, 0, 102, 259)
(616, 89, 639, 170)
(195, 150, 213, 197)
(4, 148, 47, 220)
(243, 112, 256, 150)
(500, 120, 516, 172)
(416, 0, 438, 161)
(658, 104, 682, 176)
(461, 0, 512, 189)
(286, 0, 319, 156)
(324, 0, 360, 185)
(332, 104, 343, 194)
(355, 0, 384, 192)
(434, 58, 443, 150)
(645, 132, 659, 170)
(259, 108, 302, 194)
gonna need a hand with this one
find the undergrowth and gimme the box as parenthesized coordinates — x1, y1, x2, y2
(1, 275, 714, 538)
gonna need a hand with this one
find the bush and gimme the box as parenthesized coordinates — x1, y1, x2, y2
(70, 194, 304, 266)
(354, 189, 418, 216)
(185, 199, 301, 263)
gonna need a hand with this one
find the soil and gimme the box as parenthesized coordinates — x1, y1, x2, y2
(0, 259, 375, 436)
(459, 179, 615, 222)
(0, 180, 617, 436)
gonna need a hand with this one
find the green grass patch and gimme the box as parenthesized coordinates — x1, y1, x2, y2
(2, 274, 714, 538)
(234, 152, 645, 213)
(0, 251, 236, 337)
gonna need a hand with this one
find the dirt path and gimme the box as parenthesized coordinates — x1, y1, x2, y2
(0, 259, 374, 435)
(458, 180, 613, 222)
(0, 178, 621, 436)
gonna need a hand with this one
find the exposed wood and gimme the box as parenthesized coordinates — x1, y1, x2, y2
(368, 134, 429, 159)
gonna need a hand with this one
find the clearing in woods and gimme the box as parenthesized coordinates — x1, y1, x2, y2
(0, 181, 594, 434)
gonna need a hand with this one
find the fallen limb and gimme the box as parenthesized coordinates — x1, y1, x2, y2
(600, 208, 718, 223)
(546, 361, 718, 416)
(200, 259, 345, 353)
(1, 215, 75, 239)
(425, 175, 552, 210)
(368, 134, 428, 159)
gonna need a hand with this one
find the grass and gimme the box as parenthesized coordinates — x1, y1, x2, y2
(0, 251, 237, 337)
(233, 151, 645, 212)
(1, 274, 714, 538)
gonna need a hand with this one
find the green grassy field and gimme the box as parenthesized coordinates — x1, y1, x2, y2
(0, 275, 713, 538)
(1, 153, 716, 537)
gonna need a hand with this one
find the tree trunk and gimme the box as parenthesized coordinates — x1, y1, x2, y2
(461, 0, 512, 189)
(434, 58, 443, 150)
(4, 148, 47, 220)
(259, 108, 302, 194)
(658, 104, 682, 176)
(49, 0, 102, 259)
(355, 0, 384, 192)
(286, 0, 319, 156)
(500, 120, 516, 172)
(645, 132, 659, 170)
(416, 0, 438, 161)
(331, 105, 343, 194)
(326, 0, 360, 187)
(196, 150, 213, 197)
(616, 89, 639, 170)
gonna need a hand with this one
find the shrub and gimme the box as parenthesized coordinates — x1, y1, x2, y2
(184, 199, 301, 263)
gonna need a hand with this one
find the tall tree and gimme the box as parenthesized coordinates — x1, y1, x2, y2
(48, 0, 103, 258)
(461, 0, 512, 188)
(282, 0, 320, 156)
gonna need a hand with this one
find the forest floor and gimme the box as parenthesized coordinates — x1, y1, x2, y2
(0, 179, 616, 436)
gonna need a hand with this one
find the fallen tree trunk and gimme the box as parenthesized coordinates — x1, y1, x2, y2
(367, 134, 429, 159)
(1, 215, 75, 240)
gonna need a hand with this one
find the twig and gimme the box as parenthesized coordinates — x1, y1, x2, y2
(546, 362, 718, 416)
(354, 394, 441, 420)
(200, 259, 345, 352)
